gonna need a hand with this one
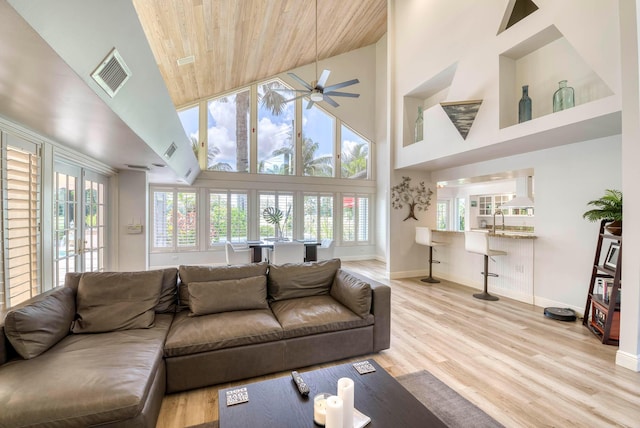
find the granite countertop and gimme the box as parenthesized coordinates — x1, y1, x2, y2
(433, 230, 537, 239)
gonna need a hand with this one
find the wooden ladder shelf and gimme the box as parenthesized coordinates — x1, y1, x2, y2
(582, 220, 622, 345)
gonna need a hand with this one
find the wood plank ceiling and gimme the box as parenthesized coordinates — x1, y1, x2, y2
(133, 0, 387, 108)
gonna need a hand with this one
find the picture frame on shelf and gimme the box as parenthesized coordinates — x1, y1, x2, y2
(604, 243, 620, 270)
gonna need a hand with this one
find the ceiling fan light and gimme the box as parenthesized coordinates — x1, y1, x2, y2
(310, 92, 323, 102)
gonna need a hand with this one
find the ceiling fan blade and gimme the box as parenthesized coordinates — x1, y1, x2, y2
(273, 88, 308, 93)
(323, 96, 340, 108)
(306, 100, 316, 110)
(287, 72, 313, 91)
(323, 78, 359, 92)
(285, 94, 310, 103)
(323, 91, 360, 98)
(316, 69, 331, 90)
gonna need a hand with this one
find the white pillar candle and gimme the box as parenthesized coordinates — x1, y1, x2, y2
(325, 395, 344, 428)
(314, 393, 330, 426)
(337, 377, 354, 428)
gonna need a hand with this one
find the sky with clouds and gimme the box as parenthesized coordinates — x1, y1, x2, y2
(178, 82, 367, 174)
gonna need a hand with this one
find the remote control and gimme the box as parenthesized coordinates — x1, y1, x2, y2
(291, 371, 310, 397)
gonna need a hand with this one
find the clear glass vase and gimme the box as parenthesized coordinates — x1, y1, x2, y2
(553, 80, 575, 112)
(415, 106, 424, 142)
(518, 85, 532, 123)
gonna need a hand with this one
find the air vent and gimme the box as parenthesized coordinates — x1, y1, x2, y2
(177, 55, 195, 66)
(91, 48, 131, 97)
(184, 168, 192, 179)
(164, 142, 177, 159)
(126, 164, 150, 171)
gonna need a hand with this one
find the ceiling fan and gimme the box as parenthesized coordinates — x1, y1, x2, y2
(283, 0, 360, 109)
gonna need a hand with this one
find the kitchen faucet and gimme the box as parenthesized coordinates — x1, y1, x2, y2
(493, 209, 505, 233)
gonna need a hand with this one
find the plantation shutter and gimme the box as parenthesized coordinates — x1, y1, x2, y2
(357, 196, 369, 242)
(1, 134, 40, 310)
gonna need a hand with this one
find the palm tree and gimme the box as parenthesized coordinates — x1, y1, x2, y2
(207, 146, 233, 172)
(341, 142, 368, 178)
(192, 136, 232, 171)
(302, 137, 333, 176)
(268, 139, 294, 175)
(235, 91, 250, 172)
(234, 80, 289, 173)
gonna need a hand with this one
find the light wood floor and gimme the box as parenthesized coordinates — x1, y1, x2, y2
(156, 260, 640, 428)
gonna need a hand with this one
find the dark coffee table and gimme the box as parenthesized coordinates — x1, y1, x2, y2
(218, 360, 445, 427)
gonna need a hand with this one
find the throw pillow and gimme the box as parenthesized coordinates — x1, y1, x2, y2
(71, 270, 164, 333)
(267, 258, 341, 301)
(66, 269, 176, 313)
(178, 262, 268, 309)
(330, 269, 372, 318)
(187, 276, 268, 316)
(4, 287, 76, 359)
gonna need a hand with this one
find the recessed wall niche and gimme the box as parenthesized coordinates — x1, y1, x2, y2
(499, 25, 613, 129)
(498, 0, 539, 34)
(402, 62, 457, 147)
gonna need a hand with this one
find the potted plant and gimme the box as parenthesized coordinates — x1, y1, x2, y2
(262, 206, 291, 240)
(582, 189, 622, 235)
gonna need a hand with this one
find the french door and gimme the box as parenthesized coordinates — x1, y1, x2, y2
(54, 162, 107, 286)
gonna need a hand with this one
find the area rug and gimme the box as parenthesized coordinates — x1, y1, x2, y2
(187, 370, 502, 428)
(397, 370, 504, 428)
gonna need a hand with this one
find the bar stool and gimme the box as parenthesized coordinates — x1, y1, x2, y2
(415, 227, 444, 283)
(464, 230, 506, 301)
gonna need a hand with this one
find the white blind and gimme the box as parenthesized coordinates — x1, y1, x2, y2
(357, 196, 369, 242)
(229, 193, 247, 243)
(2, 141, 40, 309)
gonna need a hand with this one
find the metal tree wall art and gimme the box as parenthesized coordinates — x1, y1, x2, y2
(391, 176, 433, 221)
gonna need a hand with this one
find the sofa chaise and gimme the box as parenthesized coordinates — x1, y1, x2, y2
(0, 259, 390, 427)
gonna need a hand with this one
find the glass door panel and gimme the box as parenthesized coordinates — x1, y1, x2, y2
(54, 163, 80, 287)
(83, 175, 106, 272)
(54, 163, 108, 286)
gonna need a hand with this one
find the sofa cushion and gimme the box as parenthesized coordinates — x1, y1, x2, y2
(71, 270, 164, 333)
(3, 287, 75, 359)
(156, 268, 179, 313)
(178, 262, 268, 309)
(270, 295, 374, 339)
(65, 269, 177, 313)
(267, 258, 341, 301)
(330, 269, 372, 318)
(164, 309, 283, 357)
(0, 314, 172, 427)
(188, 276, 268, 316)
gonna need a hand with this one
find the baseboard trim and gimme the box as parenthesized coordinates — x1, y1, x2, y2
(532, 296, 584, 317)
(339, 255, 378, 262)
(389, 269, 429, 280)
(616, 350, 640, 372)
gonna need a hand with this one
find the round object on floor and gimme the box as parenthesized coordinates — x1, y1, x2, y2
(544, 307, 576, 322)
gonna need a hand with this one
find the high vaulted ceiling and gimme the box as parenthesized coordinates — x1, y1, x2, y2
(133, 0, 387, 108)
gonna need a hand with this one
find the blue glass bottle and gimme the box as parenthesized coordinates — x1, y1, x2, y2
(518, 85, 532, 123)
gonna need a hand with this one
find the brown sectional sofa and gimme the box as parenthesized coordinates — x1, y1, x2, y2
(0, 259, 390, 427)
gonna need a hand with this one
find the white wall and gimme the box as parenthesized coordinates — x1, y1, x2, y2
(117, 170, 148, 271)
(391, 0, 621, 170)
(375, 34, 389, 262)
(618, 0, 640, 371)
(387, 169, 437, 278)
(432, 135, 621, 311)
